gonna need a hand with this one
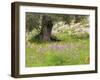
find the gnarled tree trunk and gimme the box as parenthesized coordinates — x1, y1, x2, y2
(40, 15, 53, 41)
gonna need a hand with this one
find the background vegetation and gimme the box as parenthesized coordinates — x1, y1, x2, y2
(25, 12, 90, 67)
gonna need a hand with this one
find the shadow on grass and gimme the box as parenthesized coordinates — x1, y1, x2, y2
(28, 35, 61, 44)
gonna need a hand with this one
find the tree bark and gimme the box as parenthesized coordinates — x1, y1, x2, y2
(40, 15, 53, 41)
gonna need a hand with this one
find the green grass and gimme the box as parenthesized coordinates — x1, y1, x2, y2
(26, 32, 90, 67)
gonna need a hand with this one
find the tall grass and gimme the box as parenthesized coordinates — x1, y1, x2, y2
(26, 32, 89, 67)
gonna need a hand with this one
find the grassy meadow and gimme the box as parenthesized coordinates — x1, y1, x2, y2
(26, 30, 90, 67)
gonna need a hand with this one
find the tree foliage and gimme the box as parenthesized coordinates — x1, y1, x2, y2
(26, 13, 89, 33)
(26, 13, 41, 32)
